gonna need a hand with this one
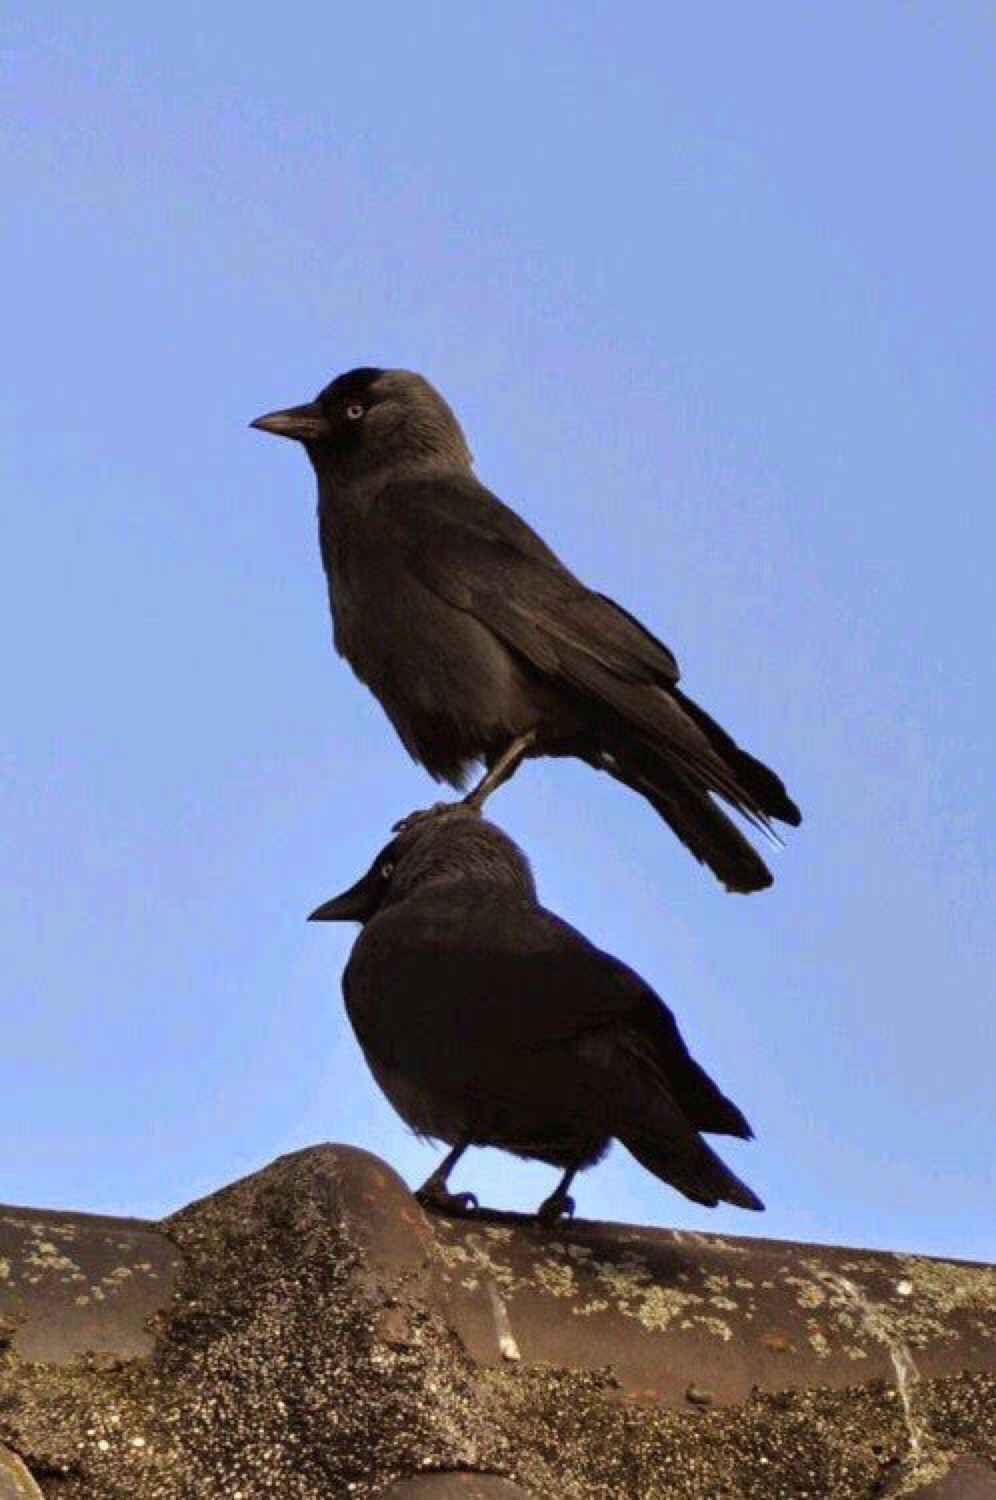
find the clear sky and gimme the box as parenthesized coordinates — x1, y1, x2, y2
(2, 3, 993, 1261)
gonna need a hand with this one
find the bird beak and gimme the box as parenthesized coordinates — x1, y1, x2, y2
(250, 401, 331, 441)
(308, 866, 382, 923)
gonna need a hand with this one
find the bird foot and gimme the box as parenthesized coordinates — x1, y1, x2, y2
(416, 1184, 479, 1217)
(536, 1191, 575, 1227)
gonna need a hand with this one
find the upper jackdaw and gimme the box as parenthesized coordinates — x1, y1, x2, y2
(309, 806, 763, 1222)
(253, 367, 801, 893)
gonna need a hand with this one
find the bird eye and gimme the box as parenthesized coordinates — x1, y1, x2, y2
(346, 403, 365, 420)
(380, 861, 395, 880)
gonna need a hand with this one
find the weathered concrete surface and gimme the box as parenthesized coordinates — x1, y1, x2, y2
(0, 1144, 992, 1498)
(0, 1205, 182, 1365)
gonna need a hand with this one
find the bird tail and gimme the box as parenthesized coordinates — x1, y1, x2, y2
(669, 688, 801, 828)
(621, 1130, 764, 1212)
(605, 740, 776, 894)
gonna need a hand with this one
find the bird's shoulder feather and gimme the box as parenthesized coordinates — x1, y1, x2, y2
(374, 475, 682, 688)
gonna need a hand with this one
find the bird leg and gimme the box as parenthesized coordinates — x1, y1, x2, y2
(536, 1167, 578, 1227)
(464, 731, 537, 811)
(415, 1140, 478, 1216)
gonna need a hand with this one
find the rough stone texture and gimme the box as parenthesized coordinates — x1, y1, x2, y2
(0, 1144, 992, 1499)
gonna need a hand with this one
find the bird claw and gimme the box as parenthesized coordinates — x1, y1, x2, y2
(416, 1185, 479, 1217)
(537, 1192, 575, 1227)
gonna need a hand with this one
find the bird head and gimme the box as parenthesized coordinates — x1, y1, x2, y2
(307, 806, 536, 925)
(251, 367, 473, 483)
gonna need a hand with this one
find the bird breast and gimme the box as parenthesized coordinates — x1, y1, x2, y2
(362, 1053, 473, 1146)
(323, 523, 536, 781)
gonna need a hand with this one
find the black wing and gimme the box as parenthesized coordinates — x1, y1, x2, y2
(375, 475, 793, 832)
(379, 474, 682, 683)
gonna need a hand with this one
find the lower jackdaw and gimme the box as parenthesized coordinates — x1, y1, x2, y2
(309, 807, 763, 1222)
(252, 366, 801, 894)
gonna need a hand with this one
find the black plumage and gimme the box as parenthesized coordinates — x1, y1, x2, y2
(309, 807, 763, 1221)
(253, 367, 801, 893)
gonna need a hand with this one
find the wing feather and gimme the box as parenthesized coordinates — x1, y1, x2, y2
(376, 476, 775, 827)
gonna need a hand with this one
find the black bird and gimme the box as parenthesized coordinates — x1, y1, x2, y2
(253, 367, 801, 893)
(309, 807, 763, 1222)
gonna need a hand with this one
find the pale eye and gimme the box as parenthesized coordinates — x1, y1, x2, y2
(346, 403, 365, 420)
(380, 861, 395, 880)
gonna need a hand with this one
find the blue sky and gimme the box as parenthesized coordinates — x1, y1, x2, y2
(2, 2, 993, 1260)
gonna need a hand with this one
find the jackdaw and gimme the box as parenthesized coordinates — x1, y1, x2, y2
(253, 367, 801, 893)
(309, 806, 763, 1222)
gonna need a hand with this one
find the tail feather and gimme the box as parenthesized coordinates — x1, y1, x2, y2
(671, 688, 802, 827)
(607, 744, 774, 894)
(622, 1131, 764, 1212)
